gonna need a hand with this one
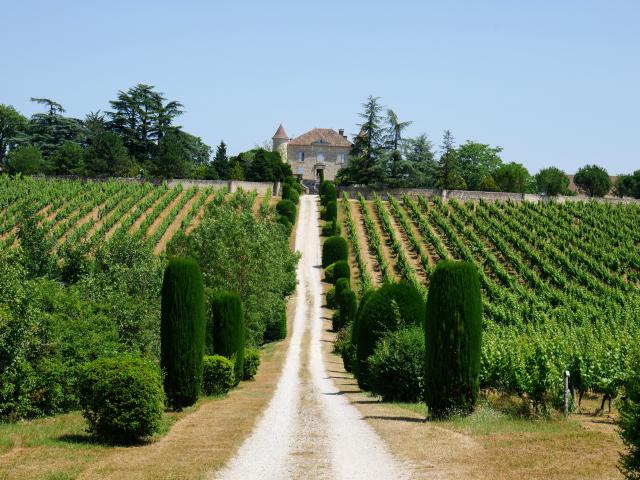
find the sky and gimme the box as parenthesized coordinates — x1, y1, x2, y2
(0, 0, 638, 174)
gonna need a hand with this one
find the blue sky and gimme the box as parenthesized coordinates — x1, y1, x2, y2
(1, 0, 638, 174)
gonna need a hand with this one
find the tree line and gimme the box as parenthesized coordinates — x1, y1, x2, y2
(0, 84, 291, 182)
(338, 96, 636, 198)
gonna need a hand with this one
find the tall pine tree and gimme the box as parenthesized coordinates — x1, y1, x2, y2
(436, 130, 466, 190)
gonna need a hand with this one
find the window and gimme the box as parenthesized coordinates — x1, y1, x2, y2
(297, 151, 305, 162)
(337, 153, 346, 164)
(317, 153, 325, 163)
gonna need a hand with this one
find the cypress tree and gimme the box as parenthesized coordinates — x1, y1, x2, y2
(210, 291, 245, 385)
(425, 261, 482, 418)
(161, 257, 206, 410)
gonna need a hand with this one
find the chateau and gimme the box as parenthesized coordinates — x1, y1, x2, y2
(271, 124, 352, 181)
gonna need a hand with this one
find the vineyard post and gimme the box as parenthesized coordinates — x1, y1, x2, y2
(563, 370, 570, 417)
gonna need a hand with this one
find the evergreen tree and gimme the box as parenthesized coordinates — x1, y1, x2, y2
(107, 84, 183, 164)
(425, 261, 482, 417)
(160, 257, 206, 409)
(405, 134, 437, 187)
(51, 141, 85, 175)
(385, 109, 412, 151)
(211, 140, 229, 179)
(337, 96, 386, 185)
(0, 105, 28, 166)
(573, 164, 612, 197)
(84, 128, 132, 176)
(436, 130, 466, 190)
(209, 291, 245, 385)
(153, 129, 189, 179)
(27, 98, 86, 162)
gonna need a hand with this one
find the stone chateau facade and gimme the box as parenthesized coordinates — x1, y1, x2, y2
(271, 124, 352, 181)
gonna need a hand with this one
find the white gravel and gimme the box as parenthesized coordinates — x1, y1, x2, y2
(214, 195, 410, 480)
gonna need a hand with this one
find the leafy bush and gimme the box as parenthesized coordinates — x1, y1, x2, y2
(264, 303, 287, 342)
(368, 326, 425, 402)
(355, 282, 425, 389)
(327, 278, 349, 309)
(276, 199, 297, 224)
(288, 189, 300, 205)
(281, 183, 292, 201)
(425, 261, 482, 417)
(282, 184, 300, 204)
(619, 352, 640, 479)
(335, 323, 356, 372)
(277, 215, 293, 235)
(167, 203, 298, 346)
(322, 236, 348, 268)
(209, 291, 245, 385)
(202, 355, 235, 395)
(323, 200, 337, 222)
(78, 356, 164, 443)
(324, 262, 336, 283)
(243, 348, 261, 380)
(329, 260, 350, 285)
(160, 257, 206, 409)
(574, 164, 612, 197)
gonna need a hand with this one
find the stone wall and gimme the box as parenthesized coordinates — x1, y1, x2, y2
(167, 179, 280, 195)
(337, 186, 640, 205)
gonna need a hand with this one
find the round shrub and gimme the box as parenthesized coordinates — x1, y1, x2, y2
(368, 326, 425, 402)
(243, 348, 261, 380)
(161, 256, 206, 410)
(324, 263, 336, 283)
(425, 261, 482, 418)
(276, 199, 297, 224)
(319, 180, 330, 198)
(78, 356, 164, 443)
(335, 323, 356, 372)
(330, 260, 350, 285)
(277, 215, 292, 235)
(202, 355, 235, 395)
(355, 282, 425, 389)
(324, 200, 337, 222)
(210, 291, 245, 385)
(322, 236, 348, 268)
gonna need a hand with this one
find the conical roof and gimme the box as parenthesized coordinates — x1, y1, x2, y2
(272, 124, 289, 140)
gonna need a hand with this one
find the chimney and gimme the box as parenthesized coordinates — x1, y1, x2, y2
(338, 128, 345, 137)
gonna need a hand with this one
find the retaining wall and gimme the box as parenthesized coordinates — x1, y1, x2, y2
(337, 186, 640, 205)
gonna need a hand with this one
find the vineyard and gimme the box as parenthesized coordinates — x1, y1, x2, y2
(341, 192, 640, 410)
(0, 176, 272, 254)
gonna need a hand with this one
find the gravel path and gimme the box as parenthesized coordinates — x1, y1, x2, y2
(214, 195, 410, 480)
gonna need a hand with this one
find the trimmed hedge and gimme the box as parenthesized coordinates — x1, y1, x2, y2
(276, 199, 297, 224)
(425, 261, 482, 417)
(210, 291, 245, 385)
(326, 286, 337, 308)
(78, 356, 164, 443)
(321, 219, 340, 237)
(243, 348, 261, 380)
(321, 182, 337, 206)
(324, 200, 337, 222)
(202, 355, 235, 395)
(349, 288, 376, 376)
(161, 257, 206, 409)
(322, 236, 348, 268)
(355, 282, 425, 389)
(368, 326, 425, 402)
(330, 260, 350, 284)
(334, 289, 357, 332)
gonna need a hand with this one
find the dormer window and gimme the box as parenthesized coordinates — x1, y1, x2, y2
(297, 151, 305, 162)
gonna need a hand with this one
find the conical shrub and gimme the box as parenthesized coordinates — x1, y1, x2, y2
(161, 256, 206, 409)
(425, 260, 482, 418)
(209, 290, 245, 385)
